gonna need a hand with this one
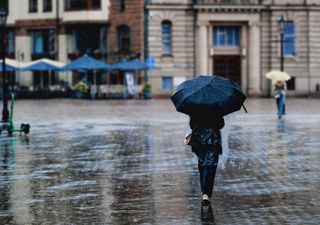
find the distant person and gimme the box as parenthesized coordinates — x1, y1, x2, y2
(188, 114, 224, 204)
(274, 80, 286, 119)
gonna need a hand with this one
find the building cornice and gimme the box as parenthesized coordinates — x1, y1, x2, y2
(15, 19, 58, 28)
(61, 21, 110, 25)
(146, 4, 193, 10)
(147, 4, 320, 12)
(268, 5, 320, 11)
(194, 5, 264, 12)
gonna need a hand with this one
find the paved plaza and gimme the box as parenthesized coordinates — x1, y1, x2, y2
(0, 98, 320, 224)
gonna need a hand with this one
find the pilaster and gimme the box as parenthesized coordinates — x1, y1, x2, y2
(196, 22, 209, 75)
(248, 20, 261, 95)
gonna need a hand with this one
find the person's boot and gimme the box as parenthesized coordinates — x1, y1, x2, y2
(202, 194, 210, 204)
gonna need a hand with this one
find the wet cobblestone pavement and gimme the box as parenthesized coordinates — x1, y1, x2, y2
(0, 98, 320, 224)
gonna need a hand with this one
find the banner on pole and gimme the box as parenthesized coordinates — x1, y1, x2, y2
(125, 72, 136, 95)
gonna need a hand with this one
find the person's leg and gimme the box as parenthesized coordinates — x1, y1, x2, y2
(201, 149, 219, 199)
(202, 165, 218, 198)
(278, 95, 285, 118)
(282, 95, 286, 114)
(198, 162, 204, 193)
(276, 98, 281, 115)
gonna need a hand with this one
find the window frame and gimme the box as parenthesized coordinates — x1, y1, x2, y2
(65, 0, 101, 11)
(29, 0, 38, 13)
(117, 25, 131, 53)
(162, 76, 173, 92)
(43, 0, 52, 12)
(71, 26, 106, 54)
(100, 27, 107, 54)
(6, 31, 15, 56)
(283, 22, 296, 57)
(161, 20, 173, 56)
(212, 26, 240, 48)
(31, 29, 56, 55)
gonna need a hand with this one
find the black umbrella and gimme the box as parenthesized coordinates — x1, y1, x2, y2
(170, 75, 246, 117)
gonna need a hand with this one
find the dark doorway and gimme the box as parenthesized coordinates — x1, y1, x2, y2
(213, 55, 241, 85)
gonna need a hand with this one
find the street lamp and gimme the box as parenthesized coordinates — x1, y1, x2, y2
(277, 15, 287, 72)
(0, 0, 8, 123)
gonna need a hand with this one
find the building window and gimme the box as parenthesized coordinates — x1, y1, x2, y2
(100, 28, 107, 54)
(6, 31, 15, 57)
(92, 0, 101, 9)
(0, 1, 8, 15)
(120, 0, 125, 12)
(286, 77, 295, 90)
(66, 0, 101, 10)
(31, 29, 56, 57)
(284, 22, 295, 56)
(66, 0, 87, 10)
(117, 25, 131, 53)
(32, 32, 46, 53)
(71, 27, 106, 54)
(162, 21, 172, 55)
(29, 0, 38, 12)
(213, 27, 240, 47)
(43, 0, 52, 12)
(162, 76, 173, 91)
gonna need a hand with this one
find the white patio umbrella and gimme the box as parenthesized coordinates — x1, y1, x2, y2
(22, 58, 65, 69)
(0, 58, 26, 71)
(20, 58, 66, 90)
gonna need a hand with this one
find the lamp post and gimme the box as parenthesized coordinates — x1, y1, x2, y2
(277, 15, 286, 72)
(0, 1, 8, 123)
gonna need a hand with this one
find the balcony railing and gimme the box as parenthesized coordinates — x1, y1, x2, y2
(196, 0, 264, 5)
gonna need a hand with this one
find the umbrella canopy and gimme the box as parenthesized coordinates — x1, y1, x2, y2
(62, 54, 112, 72)
(265, 70, 291, 81)
(20, 58, 65, 71)
(170, 75, 246, 117)
(0, 58, 25, 71)
(113, 59, 149, 71)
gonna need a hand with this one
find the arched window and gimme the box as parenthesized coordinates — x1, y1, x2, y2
(162, 21, 172, 55)
(117, 25, 131, 53)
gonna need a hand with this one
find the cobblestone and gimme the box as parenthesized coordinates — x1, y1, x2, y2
(0, 98, 319, 224)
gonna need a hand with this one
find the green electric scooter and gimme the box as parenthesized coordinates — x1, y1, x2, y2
(0, 93, 30, 135)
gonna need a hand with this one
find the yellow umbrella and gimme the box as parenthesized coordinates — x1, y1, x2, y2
(265, 70, 291, 81)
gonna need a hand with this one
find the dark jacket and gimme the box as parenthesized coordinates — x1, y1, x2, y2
(189, 116, 224, 159)
(189, 116, 224, 130)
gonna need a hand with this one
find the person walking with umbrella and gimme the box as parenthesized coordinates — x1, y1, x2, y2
(171, 75, 246, 204)
(188, 113, 224, 203)
(274, 80, 287, 119)
(265, 71, 291, 119)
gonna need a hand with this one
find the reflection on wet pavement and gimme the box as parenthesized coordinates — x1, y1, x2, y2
(0, 99, 320, 224)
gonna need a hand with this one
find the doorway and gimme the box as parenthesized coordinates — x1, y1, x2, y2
(213, 55, 241, 85)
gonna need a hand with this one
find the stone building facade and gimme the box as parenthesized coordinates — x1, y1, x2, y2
(146, 0, 320, 97)
(5, 0, 144, 90)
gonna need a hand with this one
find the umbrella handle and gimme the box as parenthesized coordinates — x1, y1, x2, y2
(242, 104, 248, 113)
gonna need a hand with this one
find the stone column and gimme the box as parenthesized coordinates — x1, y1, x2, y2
(197, 23, 208, 75)
(58, 34, 69, 83)
(248, 21, 261, 95)
(241, 25, 248, 94)
(15, 35, 33, 87)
